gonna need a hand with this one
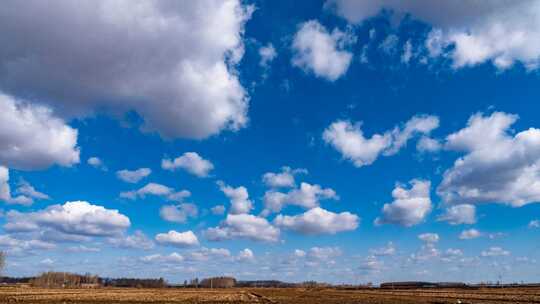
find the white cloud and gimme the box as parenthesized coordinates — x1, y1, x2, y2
(0, 93, 79, 170)
(386, 115, 440, 155)
(141, 252, 184, 264)
(323, 115, 438, 167)
(262, 166, 308, 188)
(87, 157, 106, 171)
(444, 248, 463, 258)
(438, 112, 540, 207)
(120, 183, 190, 202)
(160, 203, 198, 223)
(0, 1, 253, 139)
(326, 0, 540, 70)
(359, 255, 384, 273)
(108, 230, 154, 250)
(155, 230, 199, 248)
(418, 233, 439, 243)
(236, 248, 255, 262)
(294, 249, 306, 258)
(263, 182, 338, 214)
(459, 228, 482, 240)
(379, 34, 399, 54)
(211, 205, 226, 215)
(0, 167, 48, 206)
(307, 246, 342, 261)
(291, 20, 353, 81)
(410, 243, 440, 262)
(416, 136, 442, 153)
(186, 247, 231, 262)
(0, 235, 56, 254)
(437, 204, 476, 225)
(370, 242, 396, 256)
(205, 213, 280, 242)
(259, 43, 277, 67)
(274, 207, 359, 235)
(116, 168, 151, 183)
(4, 201, 130, 237)
(481, 246, 510, 257)
(323, 120, 391, 167)
(529, 220, 540, 229)
(40, 258, 55, 266)
(67, 245, 100, 253)
(375, 179, 432, 227)
(217, 181, 253, 214)
(162, 152, 214, 177)
(16, 180, 49, 201)
(401, 40, 414, 63)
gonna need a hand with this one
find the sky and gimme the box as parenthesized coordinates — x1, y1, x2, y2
(1, 0, 540, 285)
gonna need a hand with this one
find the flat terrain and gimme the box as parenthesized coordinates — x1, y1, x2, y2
(1, 286, 539, 303)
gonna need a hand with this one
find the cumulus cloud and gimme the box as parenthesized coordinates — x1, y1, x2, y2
(418, 233, 439, 243)
(0, 93, 79, 170)
(211, 205, 226, 215)
(160, 203, 198, 223)
(438, 112, 540, 207)
(326, 0, 540, 70)
(481, 246, 510, 257)
(323, 115, 439, 167)
(529, 220, 540, 229)
(259, 43, 277, 67)
(87, 157, 107, 171)
(416, 136, 442, 153)
(155, 230, 199, 248)
(262, 166, 308, 188)
(263, 182, 338, 214)
(291, 20, 354, 81)
(459, 228, 482, 240)
(0, 235, 56, 255)
(236, 248, 255, 262)
(0, 1, 253, 139)
(116, 168, 151, 183)
(0, 167, 48, 205)
(186, 247, 231, 262)
(205, 213, 280, 242)
(274, 207, 359, 235)
(410, 245, 440, 262)
(307, 246, 342, 261)
(437, 204, 476, 225)
(369, 242, 396, 256)
(375, 179, 432, 227)
(4, 201, 130, 237)
(358, 255, 385, 274)
(141, 252, 184, 264)
(16, 180, 49, 201)
(162, 152, 214, 177)
(120, 183, 190, 202)
(401, 40, 414, 64)
(108, 230, 154, 250)
(294, 249, 306, 258)
(217, 181, 253, 214)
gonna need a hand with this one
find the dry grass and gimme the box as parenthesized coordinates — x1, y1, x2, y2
(0, 286, 539, 303)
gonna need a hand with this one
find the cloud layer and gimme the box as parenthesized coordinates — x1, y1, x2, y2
(0, 93, 79, 170)
(0, 0, 253, 139)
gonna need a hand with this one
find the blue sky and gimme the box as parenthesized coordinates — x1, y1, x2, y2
(1, 0, 540, 284)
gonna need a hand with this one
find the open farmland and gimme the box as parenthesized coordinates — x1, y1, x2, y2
(1, 286, 539, 304)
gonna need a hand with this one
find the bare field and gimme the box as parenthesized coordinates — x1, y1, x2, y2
(1, 286, 539, 304)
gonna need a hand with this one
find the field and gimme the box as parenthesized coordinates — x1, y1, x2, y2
(1, 286, 539, 304)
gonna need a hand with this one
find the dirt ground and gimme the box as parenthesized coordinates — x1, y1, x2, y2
(1, 286, 539, 304)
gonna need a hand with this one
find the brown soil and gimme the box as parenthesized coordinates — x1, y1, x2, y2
(1, 286, 538, 304)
